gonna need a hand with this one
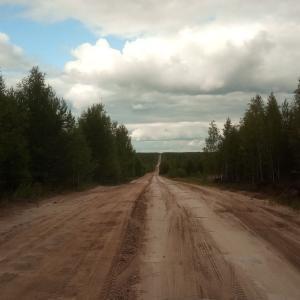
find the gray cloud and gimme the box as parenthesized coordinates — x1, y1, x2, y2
(50, 26, 297, 151)
(56, 24, 299, 104)
(0, 32, 30, 71)
(132, 139, 205, 153)
(2, 1, 300, 36)
(1, 1, 300, 151)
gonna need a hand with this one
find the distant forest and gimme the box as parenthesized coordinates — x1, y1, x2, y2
(160, 79, 300, 197)
(0, 67, 156, 199)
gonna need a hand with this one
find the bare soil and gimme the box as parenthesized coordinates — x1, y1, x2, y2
(0, 170, 300, 299)
(0, 175, 151, 300)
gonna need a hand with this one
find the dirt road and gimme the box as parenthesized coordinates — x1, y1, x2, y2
(0, 175, 151, 300)
(136, 174, 300, 300)
(1, 170, 300, 299)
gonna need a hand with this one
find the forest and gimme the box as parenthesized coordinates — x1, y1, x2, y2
(0, 67, 151, 199)
(159, 152, 204, 178)
(136, 153, 159, 174)
(160, 79, 300, 201)
(2, 67, 300, 202)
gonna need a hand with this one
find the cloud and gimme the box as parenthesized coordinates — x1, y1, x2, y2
(132, 139, 205, 153)
(127, 122, 213, 142)
(127, 121, 223, 152)
(56, 23, 298, 111)
(3, 2, 300, 100)
(49, 23, 296, 152)
(0, 32, 30, 71)
(2, 1, 300, 37)
(1, 1, 300, 152)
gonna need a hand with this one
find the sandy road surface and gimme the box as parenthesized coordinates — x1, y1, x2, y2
(135, 174, 300, 300)
(1, 170, 300, 300)
(0, 174, 151, 300)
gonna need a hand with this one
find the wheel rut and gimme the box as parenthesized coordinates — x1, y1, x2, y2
(137, 175, 272, 299)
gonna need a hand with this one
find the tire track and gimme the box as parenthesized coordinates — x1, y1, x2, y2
(138, 175, 266, 299)
(101, 178, 151, 300)
(0, 174, 152, 300)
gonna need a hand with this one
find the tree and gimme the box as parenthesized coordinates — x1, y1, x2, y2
(79, 104, 120, 183)
(0, 74, 5, 94)
(280, 99, 293, 177)
(0, 68, 144, 197)
(240, 95, 266, 183)
(159, 161, 169, 175)
(203, 120, 221, 153)
(290, 80, 300, 174)
(67, 127, 92, 186)
(203, 120, 221, 177)
(220, 118, 241, 182)
(115, 124, 135, 180)
(185, 158, 196, 175)
(201, 81, 300, 189)
(16, 67, 75, 185)
(0, 76, 29, 192)
(265, 93, 283, 182)
(134, 157, 145, 177)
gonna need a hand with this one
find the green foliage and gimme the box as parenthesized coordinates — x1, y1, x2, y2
(290, 80, 300, 173)
(162, 80, 300, 203)
(79, 104, 120, 183)
(16, 67, 75, 185)
(159, 153, 203, 178)
(159, 160, 169, 175)
(0, 67, 149, 199)
(115, 124, 136, 179)
(265, 93, 283, 182)
(239, 95, 267, 183)
(66, 127, 92, 186)
(203, 82, 300, 191)
(14, 182, 43, 199)
(136, 153, 158, 174)
(203, 120, 221, 178)
(219, 118, 241, 182)
(0, 76, 30, 191)
(203, 120, 221, 153)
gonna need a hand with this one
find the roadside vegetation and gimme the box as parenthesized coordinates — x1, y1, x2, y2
(136, 153, 159, 175)
(160, 79, 300, 206)
(0, 67, 153, 200)
(159, 152, 204, 178)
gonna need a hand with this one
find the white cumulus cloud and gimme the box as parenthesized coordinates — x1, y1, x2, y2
(1, 0, 300, 152)
(127, 122, 223, 142)
(0, 32, 30, 70)
(56, 23, 299, 112)
(1, 0, 300, 36)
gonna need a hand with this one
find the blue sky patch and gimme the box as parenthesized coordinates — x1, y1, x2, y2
(0, 4, 126, 68)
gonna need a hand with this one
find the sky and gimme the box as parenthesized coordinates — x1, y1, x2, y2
(0, 1, 300, 152)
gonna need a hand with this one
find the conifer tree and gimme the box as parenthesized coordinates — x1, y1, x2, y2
(0, 76, 29, 192)
(265, 93, 283, 182)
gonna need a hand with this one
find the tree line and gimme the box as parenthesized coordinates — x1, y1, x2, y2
(0, 67, 148, 198)
(159, 152, 203, 178)
(136, 153, 160, 174)
(203, 80, 300, 186)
